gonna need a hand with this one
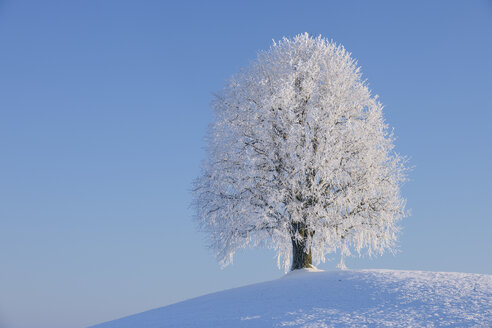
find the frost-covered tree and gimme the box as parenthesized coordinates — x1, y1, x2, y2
(193, 33, 407, 272)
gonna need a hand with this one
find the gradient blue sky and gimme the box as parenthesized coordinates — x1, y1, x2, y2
(1, 1, 491, 328)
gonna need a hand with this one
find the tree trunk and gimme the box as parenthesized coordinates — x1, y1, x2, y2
(291, 238, 313, 270)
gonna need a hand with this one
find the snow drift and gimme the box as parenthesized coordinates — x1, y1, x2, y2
(91, 269, 491, 327)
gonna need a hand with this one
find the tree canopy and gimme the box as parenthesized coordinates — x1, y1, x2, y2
(193, 33, 407, 271)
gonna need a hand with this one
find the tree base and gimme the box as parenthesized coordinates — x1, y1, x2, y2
(291, 240, 313, 271)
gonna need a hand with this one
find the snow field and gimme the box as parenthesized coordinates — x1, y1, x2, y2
(91, 269, 492, 328)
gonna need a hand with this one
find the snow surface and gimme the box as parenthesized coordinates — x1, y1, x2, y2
(91, 269, 491, 328)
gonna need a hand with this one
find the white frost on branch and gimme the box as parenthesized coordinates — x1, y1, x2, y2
(193, 33, 408, 272)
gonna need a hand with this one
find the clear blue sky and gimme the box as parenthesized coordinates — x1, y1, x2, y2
(0, 1, 491, 328)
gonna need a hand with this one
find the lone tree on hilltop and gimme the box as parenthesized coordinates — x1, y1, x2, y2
(193, 33, 407, 272)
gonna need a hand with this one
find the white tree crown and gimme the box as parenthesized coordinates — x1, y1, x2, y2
(193, 33, 408, 272)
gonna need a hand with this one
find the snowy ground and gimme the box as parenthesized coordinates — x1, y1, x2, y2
(91, 269, 492, 328)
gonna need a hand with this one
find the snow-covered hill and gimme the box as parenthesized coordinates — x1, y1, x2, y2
(91, 269, 491, 327)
